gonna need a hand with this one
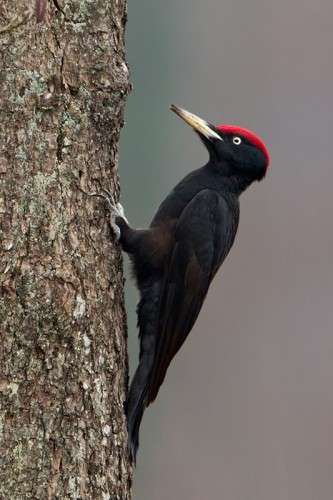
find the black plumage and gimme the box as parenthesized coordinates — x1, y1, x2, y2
(112, 105, 270, 461)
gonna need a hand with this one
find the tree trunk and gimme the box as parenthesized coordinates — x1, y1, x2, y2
(0, 2, 132, 498)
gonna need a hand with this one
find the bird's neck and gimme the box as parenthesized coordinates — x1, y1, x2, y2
(205, 162, 255, 196)
(224, 174, 255, 195)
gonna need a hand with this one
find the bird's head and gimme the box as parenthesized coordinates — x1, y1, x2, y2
(170, 104, 270, 181)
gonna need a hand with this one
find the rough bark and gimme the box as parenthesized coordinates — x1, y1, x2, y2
(0, 1, 132, 498)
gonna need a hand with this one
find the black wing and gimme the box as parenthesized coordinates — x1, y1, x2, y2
(147, 189, 238, 404)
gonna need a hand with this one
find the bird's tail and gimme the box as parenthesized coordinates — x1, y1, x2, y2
(126, 360, 151, 462)
(126, 280, 161, 463)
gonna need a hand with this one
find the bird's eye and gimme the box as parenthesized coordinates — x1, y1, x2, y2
(233, 136, 242, 145)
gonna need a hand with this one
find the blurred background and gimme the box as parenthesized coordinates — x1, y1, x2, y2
(120, 0, 333, 498)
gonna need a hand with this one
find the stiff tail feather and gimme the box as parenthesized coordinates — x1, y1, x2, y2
(126, 280, 161, 462)
(126, 364, 150, 462)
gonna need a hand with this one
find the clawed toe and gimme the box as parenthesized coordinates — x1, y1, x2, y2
(100, 189, 116, 206)
(115, 202, 128, 223)
(86, 189, 128, 241)
(88, 190, 117, 211)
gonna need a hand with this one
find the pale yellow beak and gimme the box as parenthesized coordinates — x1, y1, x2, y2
(170, 104, 222, 141)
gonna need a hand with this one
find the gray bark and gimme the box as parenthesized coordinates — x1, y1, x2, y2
(0, 1, 132, 498)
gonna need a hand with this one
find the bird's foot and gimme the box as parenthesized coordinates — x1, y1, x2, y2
(88, 189, 128, 241)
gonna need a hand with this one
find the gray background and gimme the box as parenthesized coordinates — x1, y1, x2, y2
(120, 0, 333, 498)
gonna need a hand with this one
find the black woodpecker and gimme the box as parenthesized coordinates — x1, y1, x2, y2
(100, 105, 270, 462)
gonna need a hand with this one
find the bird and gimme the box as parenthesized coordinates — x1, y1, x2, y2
(99, 105, 270, 462)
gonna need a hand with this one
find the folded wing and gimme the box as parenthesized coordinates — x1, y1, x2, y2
(147, 188, 237, 404)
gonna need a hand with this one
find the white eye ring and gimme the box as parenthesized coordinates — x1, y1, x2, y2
(233, 136, 242, 145)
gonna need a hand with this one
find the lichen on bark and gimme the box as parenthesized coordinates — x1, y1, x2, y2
(0, 1, 132, 498)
